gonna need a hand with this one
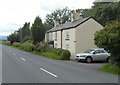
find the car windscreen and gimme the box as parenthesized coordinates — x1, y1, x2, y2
(84, 49, 94, 53)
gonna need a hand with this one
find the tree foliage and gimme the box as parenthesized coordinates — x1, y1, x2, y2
(19, 22, 30, 42)
(31, 16, 45, 44)
(44, 7, 72, 31)
(7, 31, 20, 44)
(82, 2, 120, 25)
(94, 21, 120, 65)
(7, 22, 31, 44)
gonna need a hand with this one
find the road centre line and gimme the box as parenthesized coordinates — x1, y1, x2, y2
(40, 68, 58, 78)
(20, 58, 26, 61)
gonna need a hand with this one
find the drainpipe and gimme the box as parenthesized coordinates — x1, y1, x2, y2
(61, 30, 63, 49)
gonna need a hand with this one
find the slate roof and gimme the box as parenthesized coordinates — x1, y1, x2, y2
(47, 16, 103, 33)
(47, 16, 99, 33)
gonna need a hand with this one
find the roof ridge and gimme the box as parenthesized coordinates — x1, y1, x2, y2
(47, 16, 93, 33)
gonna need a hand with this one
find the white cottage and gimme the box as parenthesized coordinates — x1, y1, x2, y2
(45, 12, 104, 60)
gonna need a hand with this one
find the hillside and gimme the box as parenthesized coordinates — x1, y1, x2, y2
(0, 36, 7, 40)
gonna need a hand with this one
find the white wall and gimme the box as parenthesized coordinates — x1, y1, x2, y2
(62, 28, 76, 60)
(75, 18, 103, 54)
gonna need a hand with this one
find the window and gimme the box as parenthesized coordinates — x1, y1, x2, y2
(94, 50, 101, 54)
(66, 30, 70, 40)
(66, 44, 69, 50)
(101, 50, 107, 53)
(55, 32, 57, 41)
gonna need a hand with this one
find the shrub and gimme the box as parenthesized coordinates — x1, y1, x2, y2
(20, 42, 33, 52)
(56, 48, 63, 55)
(13, 42, 21, 47)
(94, 21, 120, 65)
(33, 42, 71, 60)
(33, 42, 48, 52)
(61, 50, 71, 60)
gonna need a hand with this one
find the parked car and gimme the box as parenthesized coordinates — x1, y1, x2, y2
(75, 48, 110, 63)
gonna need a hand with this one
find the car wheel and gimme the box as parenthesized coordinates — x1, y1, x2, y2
(77, 59, 81, 62)
(86, 57, 92, 63)
(105, 57, 109, 63)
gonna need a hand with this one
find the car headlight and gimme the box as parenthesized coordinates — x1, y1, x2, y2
(80, 55, 86, 57)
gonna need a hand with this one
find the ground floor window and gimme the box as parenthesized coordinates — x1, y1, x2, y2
(66, 44, 69, 50)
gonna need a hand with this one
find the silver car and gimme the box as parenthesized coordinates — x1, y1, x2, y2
(75, 48, 110, 63)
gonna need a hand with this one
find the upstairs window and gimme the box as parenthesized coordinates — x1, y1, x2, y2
(55, 32, 57, 41)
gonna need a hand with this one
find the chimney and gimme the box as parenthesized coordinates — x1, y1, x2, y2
(80, 10, 83, 20)
(71, 10, 83, 21)
(71, 11, 80, 21)
(54, 20, 59, 27)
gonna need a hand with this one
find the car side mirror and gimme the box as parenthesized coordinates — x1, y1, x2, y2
(93, 52, 96, 54)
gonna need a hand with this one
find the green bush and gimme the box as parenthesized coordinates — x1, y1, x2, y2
(33, 42, 71, 60)
(13, 42, 21, 47)
(94, 21, 120, 65)
(61, 50, 71, 60)
(20, 42, 33, 52)
(33, 42, 48, 52)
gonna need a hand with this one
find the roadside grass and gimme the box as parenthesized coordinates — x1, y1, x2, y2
(2, 42, 11, 46)
(12, 46, 62, 60)
(13, 46, 62, 60)
(12, 46, 27, 52)
(100, 64, 120, 75)
(32, 51, 62, 60)
(2, 43, 63, 60)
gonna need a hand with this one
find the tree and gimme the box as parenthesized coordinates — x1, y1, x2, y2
(82, 2, 120, 25)
(19, 22, 30, 42)
(31, 16, 45, 44)
(94, 21, 120, 65)
(44, 7, 72, 31)
(7, 31, 20, 44)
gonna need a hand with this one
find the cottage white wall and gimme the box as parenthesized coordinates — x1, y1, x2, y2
(45, 18, 103, 60)
(48, 32, 51, 41)
(62, 29, 76, 60)
(75, 18, 103, 55)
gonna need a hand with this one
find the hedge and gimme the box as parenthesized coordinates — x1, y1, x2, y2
(20, 42, 33, 52)
(34, 43, 71, 60)
(13, 42, 21, 47)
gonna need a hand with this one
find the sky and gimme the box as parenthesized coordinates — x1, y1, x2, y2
(0, 0, 95, 36)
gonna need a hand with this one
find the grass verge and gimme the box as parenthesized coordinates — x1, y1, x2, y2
(32, 51, 62, 60)
(2, 43, 63, 60)
(100, 64, 120, 75)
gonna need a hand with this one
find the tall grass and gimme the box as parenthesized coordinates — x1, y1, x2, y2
(100, 64, 120, 75)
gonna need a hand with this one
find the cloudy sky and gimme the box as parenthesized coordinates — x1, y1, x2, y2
(0, 0, 95, 36)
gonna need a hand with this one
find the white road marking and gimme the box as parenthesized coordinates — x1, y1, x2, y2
(40, 68, 58, 78)
(20, 58, 26, 61)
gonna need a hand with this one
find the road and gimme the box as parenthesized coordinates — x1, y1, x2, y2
(2, 45, 118, 83)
